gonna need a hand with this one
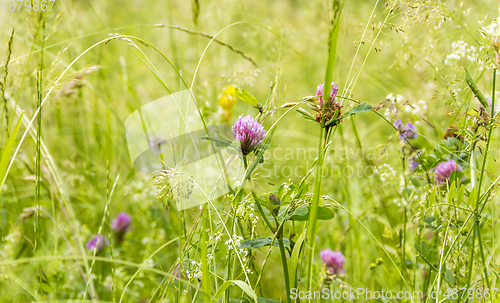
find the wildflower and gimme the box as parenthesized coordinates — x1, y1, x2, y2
(219, 86, 237, 121)
(444, 40, 482, 66)
(316, 82, 339, 107)
(232, 115, 266, 155)
(481, 17, 500, 39)
(268, 194, 281, 215)
(434, 159, 463, 185)
(225, 234, 244, 250)
(86, 234, 108, 253)
(314, 82, 342, 127)
(374, 164, 396, 182)
(320, 249, 345, 275)
(173, 265, 184, 279)
(393, 119, 418, 140)
(111, 212, 132, 234)
(111, 212, 132, 243)
(409, 156, 420, 171)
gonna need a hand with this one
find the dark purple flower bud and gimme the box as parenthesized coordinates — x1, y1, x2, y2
(232, 115, 266, 155)
(316, 82, 339, 107)
(86, 234, 108, 253)
(269, 194, 281, 206)
(434, 159, 463, 185)
(111, 212, 132, 234)
(320, 249, 345, 275)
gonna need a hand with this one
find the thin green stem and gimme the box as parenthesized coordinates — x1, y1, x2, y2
(278, 228, 292, 303)
(473, 69, 496, 301)
(243, 155, 291, 303)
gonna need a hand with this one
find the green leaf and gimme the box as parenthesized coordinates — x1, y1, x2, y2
(415, 240, 431, 259)
(201, 213, 211, 302)
(465, 68, 489, 109)
(289, 229, 306, 288)
(296, 109, 316, 121)
(213, 280, 257, 301)
(429, 189, 436, 206)
(468, 187, 477, 207)
(325, 103, 372, 126)
(0, 111, 24, 189)
(287, 206, 334, 221)
(344, 103, 373, 115)
(235, 88, 259, 107)
(240, 237, 290, 249)
(448, 181, 456, 204)
(444, 269, 456, 286)
(199, 136, 232, 147)
(457, 184, 465, 205)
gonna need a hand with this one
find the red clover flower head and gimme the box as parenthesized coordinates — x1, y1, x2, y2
(320, 249, 345, 275)
(111, 212, 132, 234)
(316, 82, 339, 108)
(232, 115, 266, 156)
(435, 159, 463, 185)
(86, 234, 108, 253)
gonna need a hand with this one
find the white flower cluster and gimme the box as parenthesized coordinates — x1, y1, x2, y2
(225, 234, 244, 250)
(235, 200, 259, 226)
(184, 254, 215, 281)
(123, 178, 156, 202)
(384, 93, 403, 118)
(481, 17, 500, 39)
(374, 164, 397, 182)
(185, 261, 202, 281)
(404, 100, 428, 115)
(444, 40, 486, 68)
(386, 93, 404, 104)
(238, 249, 252, 274)
(208, 230, 223, 242)
(223, 235, 253, 274)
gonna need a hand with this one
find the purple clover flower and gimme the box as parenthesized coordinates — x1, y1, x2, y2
(86, 234, 108, 253)
(232, 115, 266, 155)
(316, 82, 339, 107)
(111, 212, 132, 234)
(320, 249, 345, 275)
(393, 119, 418, 140)
(434, 159, 463, 185)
